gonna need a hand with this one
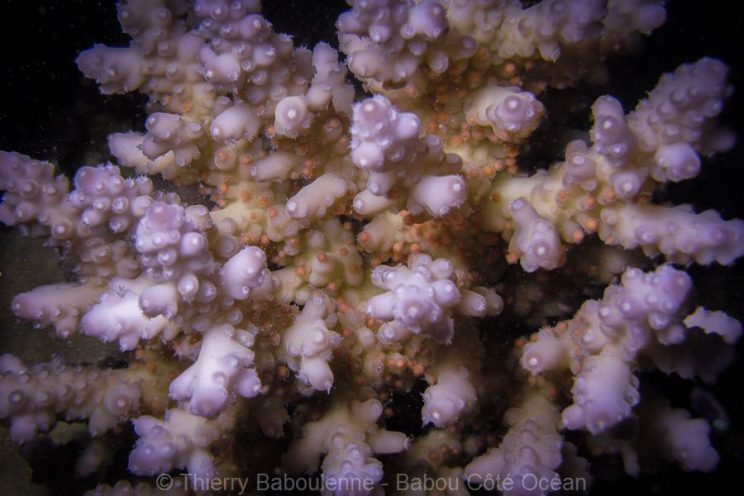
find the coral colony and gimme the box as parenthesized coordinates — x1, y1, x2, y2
(0, 0, 742, 494)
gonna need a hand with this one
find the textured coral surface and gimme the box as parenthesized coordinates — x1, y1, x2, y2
(1, 1, 743, 495)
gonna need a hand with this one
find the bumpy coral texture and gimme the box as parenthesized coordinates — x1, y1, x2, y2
(0, 0, 742, 495)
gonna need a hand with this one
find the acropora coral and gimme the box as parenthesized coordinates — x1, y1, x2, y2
(0, 1, 742, 495)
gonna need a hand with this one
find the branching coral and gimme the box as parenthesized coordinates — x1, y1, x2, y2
(0, 1, 742, 495)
